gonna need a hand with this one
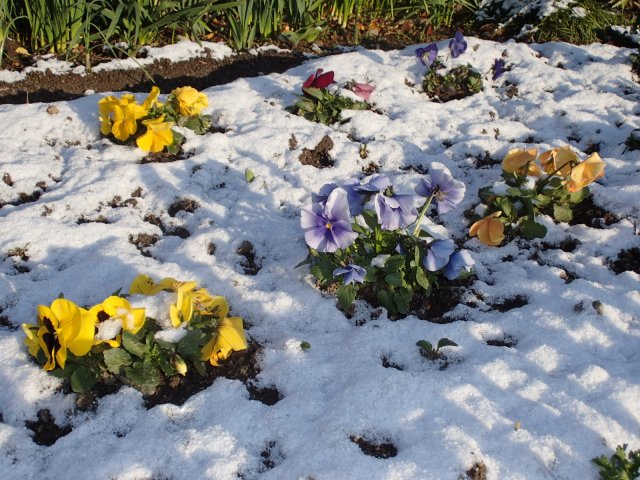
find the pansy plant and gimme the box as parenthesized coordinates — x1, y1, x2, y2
(415, 32, 483, 102)
(98, 85, 212, 154)
(299, 163, 474, 318)
(470, 147, 606, 246)
(287, 69, 371, 125)
(22, 275, 248, 394)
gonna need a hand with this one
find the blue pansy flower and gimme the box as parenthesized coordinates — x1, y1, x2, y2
(449, 31, 467, 58)
(333, 264, 367, 285)
(423, 239, 456, 272)
(443, 250, 475, 280)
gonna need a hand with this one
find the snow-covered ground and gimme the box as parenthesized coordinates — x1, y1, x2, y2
(0, 37, 639, 479)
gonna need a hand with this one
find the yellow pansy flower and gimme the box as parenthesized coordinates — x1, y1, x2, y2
(95, 296, 146, 335)
(136, 115, 174, 153)
(469, 212, 505, 247)
(129, 274, 177, 295)
(22, 324, 41, 357)
(36, 298, 95, 370)
(169, 281, 197, 327)
(110, 100, 146, 141)
(539, 146, 577, 177)
(567, 153, 605, 192)
(141, 86, 161, 112)
(171, 86, 208, 117)
(98, 95, 119, 135)
(192, 288, 229, 318)
(201, 317, 247, 366)
(502, 148, 541, 176)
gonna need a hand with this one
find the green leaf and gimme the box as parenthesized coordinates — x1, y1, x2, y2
(569, 187, 588, 204)
(520, 218, 547, 239)
(384, 272, 404, 287)
(337, 284, 357, 310)
(393, 288, 412, 314)
(177, 329, 206, 358)
(415, 267, 430, 291)
(122, 331, 148, 359)
(300, 341, 311, 350)
(70, 366, 97, 393)
(416, 340, 434, 352)
(103, 348, 132, 374)
(553, 204, 573, 223)
(547, 177, 564, 189)
(361, 210, 379, 231)
(384, 255, 405, 273)
(244, 168, 255, 183)
(436, 338, 459, 351)
(125, 365, 162, 395)
(495, 197, 513, 218)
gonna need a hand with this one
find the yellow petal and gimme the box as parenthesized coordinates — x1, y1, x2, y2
(50, 298, 82, 347)
(67, 310, 95, 356)
(141, 86, 161, 111)
(129, 274, 164, 295)
(502, 148, 538, 175)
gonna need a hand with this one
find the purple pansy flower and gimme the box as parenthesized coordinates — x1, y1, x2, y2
(415, 43, 438, 68)
(349, 82, 376, 101)
(301, 188, 357, 252)
(415, 162, 466, 214)
(333, 264, 367, 285)
(311, 182, 340, 206)
(344, 174, 392, 215)
(443, 250, 475, 280)
(303, 69, 335, 89)
(492, 58, 505, 80)
(423, 239, 456, 272)
(449, 31, 467, 58)
(374, 192, 418, 231)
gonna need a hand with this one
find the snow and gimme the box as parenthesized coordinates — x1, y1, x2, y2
(0, 37, 639, 479)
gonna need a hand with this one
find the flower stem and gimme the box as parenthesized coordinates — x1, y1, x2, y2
(412, 193, 435, 237)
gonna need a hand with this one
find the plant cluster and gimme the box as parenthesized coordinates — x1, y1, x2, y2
(592, 444, 640, 480)
(416, 32, 483, 102)
(21, 275, 248, 394)
(98, 85, 211, 154)
(469, 147, 606, 246)
(299, 163, 474, 317)
(287, 68, 373, 125)
(416, 337, 458, 360)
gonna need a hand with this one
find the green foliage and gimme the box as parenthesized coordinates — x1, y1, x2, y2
(592, 444, 640, 480)
(422, 63, 483, 102)
(416, 337, 458, 359)
(535, 0, 624, 44)
(288, 87, 369, 125)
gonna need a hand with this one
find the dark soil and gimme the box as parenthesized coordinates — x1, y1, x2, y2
(25, 409, 72, 446)
(569, 196, 618, 229)
(0, 50, 306, 105)
(236, 240, 262, 275)
(299, 135, 334, 168)
(609, 247, 640, 275)
(350, 435, 398, 459)
(486, 335, 518, 348)
(467, 462, 487, 480)
(486, 294, 528, 312)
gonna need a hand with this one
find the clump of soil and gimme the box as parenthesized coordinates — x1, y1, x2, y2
(236, 240, 261, 275)
(129, 232, 160, 256)
(168, 197, 199, 217)
(486, 294, 528, 312)
(144, 213, 190, 239)
(25, 409, 72, 446)
(569, 196, 617, 228)
(486, 335, 518, 348)
(299, 135, 334, 168)
(609, 247, 640, 275)
(350, 435, 398, 459)
(381, 355, 403, 371)
(466, 462, 487, 480)
(139, 149, 192, 164)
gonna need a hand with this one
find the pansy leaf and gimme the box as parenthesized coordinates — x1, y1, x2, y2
(553, 204, 573, 223)
(177, 329, 206, 357)
(520, 218, 547, 239)
(70, 366, 97, 393)
(125, 365, 162, 395)
(416, 340, 434, 352)
(103, 348, 132, 374)
(361, 210, 379, 231)
(302, 87, 325, 101)
(569, 187, 589, 204)
(415, 267, 430, 291)
(193, 360, 207, 377)
(122, 331, 148, 359)
(384, 271, 404, 287)
(337, 284, 357, 310)
(436, 338, 458, 351)
(393, 288, 412, 314)
(384, 255, 406, 273)
(245, 168, 255, 183)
